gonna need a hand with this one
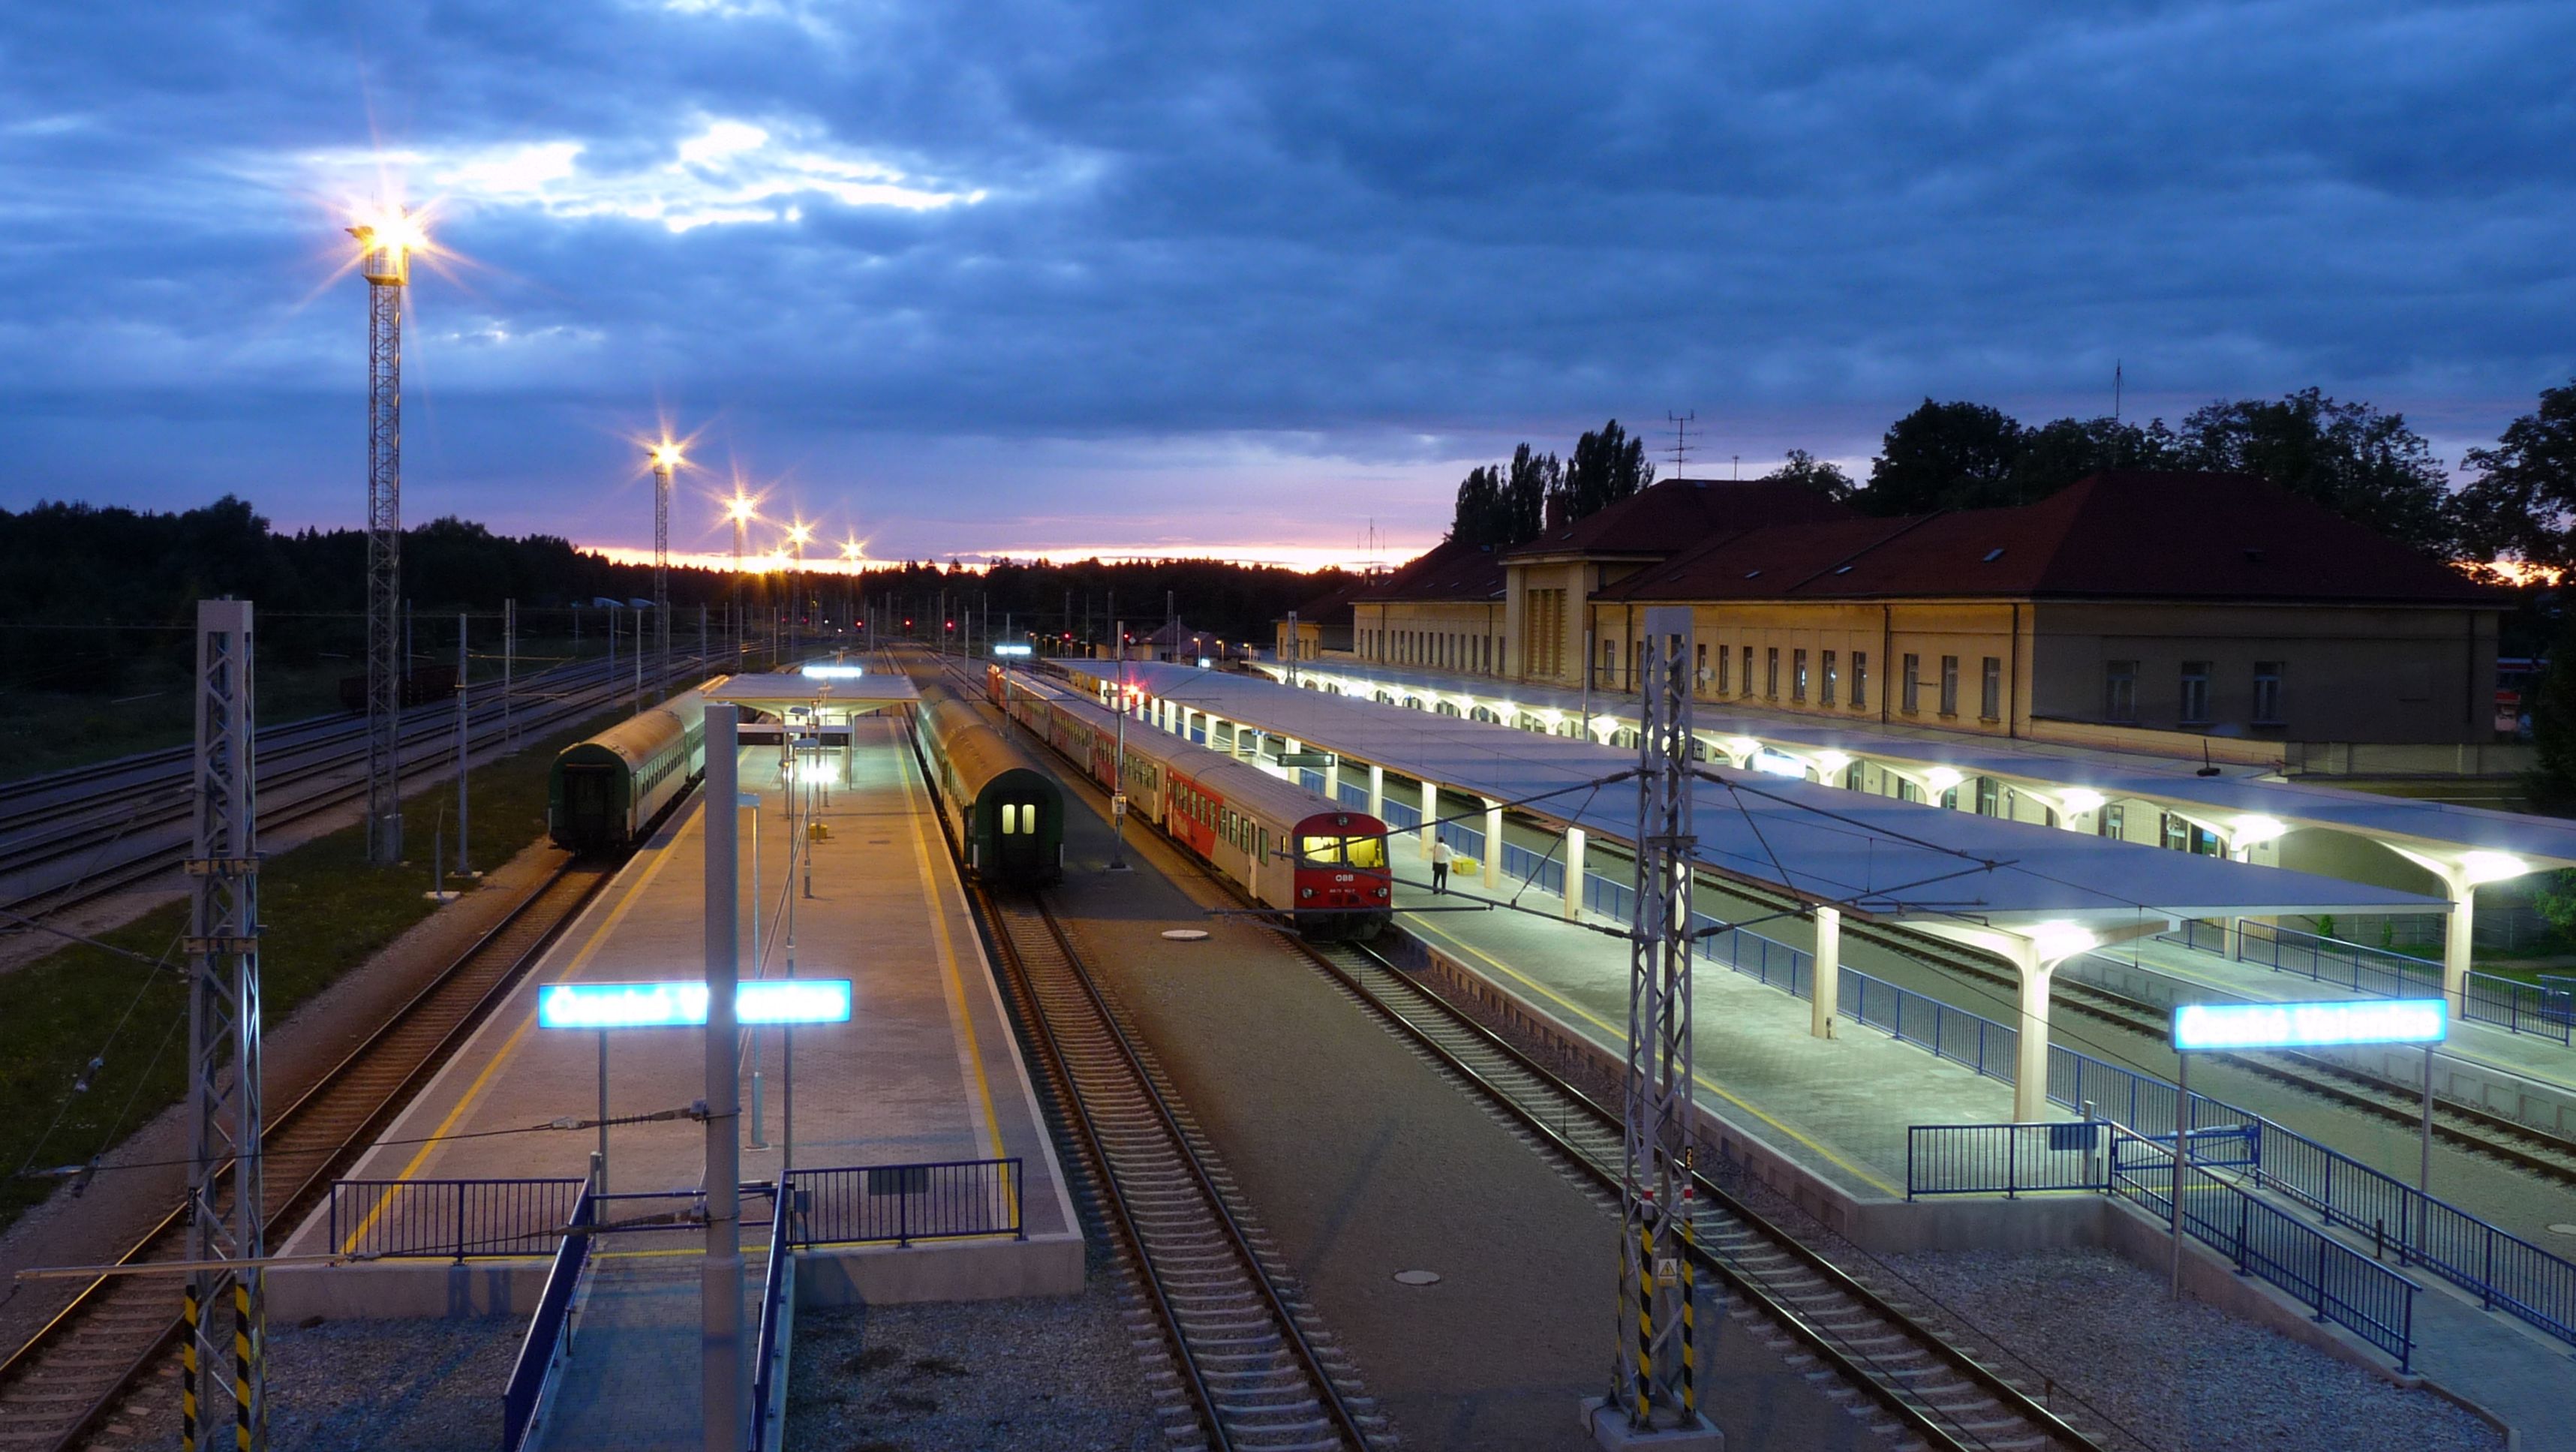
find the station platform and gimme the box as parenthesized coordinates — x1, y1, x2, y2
(273, 714, 1083, 1329)
(1369, 833, 2574, 1450)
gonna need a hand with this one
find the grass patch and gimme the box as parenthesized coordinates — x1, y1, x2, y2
(0, 705, 627, 1234)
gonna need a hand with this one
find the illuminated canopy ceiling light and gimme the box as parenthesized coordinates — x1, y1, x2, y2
(2461, 850, 2530, 886)
(2059, 788, 2106, 814)
(1727, 736, 1763, 759)
(2231, 814, 2288, 846)
(2027, 920, 2097, 963)
(1923, 767, 1964, 793)
(1814, 750, 1852, 774)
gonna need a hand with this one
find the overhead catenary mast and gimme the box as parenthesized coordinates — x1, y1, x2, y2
(350, 207, 422, 865)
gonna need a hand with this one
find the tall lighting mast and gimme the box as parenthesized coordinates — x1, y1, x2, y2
(725, 490, 757, 663)
(785, 519, 813, 665)
(648, 440, 684, 682)
(350, 206, 424, 866)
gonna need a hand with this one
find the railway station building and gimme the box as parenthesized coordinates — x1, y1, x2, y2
(1348, 470, 2512, 772)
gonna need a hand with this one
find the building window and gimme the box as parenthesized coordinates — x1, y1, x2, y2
(2180, 660, 2211, 724)
(1740, 646, 1754, 696)
(1821, 651, 1838, 707)
(1852, 652, 1868, 710)
(1792, 649, 1808, 701)
(1939, 655, 1960, 717)
(1976, 777, 2000, 816)
(2105, 660, 2137, 722)
(2098, 803, 2125, 840)
(2253, 661, 2283, 725)
(2161, 811, 2188, 852)
(1766, 648, 1781, 699)
(1694, 642, 1708, 693)
(1979, 657, 2001, 721)
(1716, 643, 1730, 695)
(1901, 654, 1921, 714)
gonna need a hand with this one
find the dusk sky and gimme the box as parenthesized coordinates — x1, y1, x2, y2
(2, 2, 2569, 570)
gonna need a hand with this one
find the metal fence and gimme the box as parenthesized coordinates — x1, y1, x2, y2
(2463, 973, 2576, 1044)
(1697, 920, 1811, 994)
(1906, 1122, 2105, 1198)
(1498, 841, 1566, 897)
(330, 1177, 588, 1261)
(1337, 781, 1369, 812)
(1582, 870, 1635, 923)
(794, 1158, 1023, 1247)
(747, 1183, 795, 1452)
(2109, 1130, 2418, 1369)
(2165, 919, 2573, 1044)
(500, 1186, 594, 1451)
(1379, 798, 1422, 831)
(1436, 819, 1486, 860)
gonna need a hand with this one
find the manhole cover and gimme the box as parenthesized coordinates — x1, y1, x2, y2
(1161, 929, 1210, 942)
(1392, 1270, 1441, 1286)
(2549, 1224, 2576, 1237)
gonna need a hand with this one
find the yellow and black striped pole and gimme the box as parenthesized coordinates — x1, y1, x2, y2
(181, 1283, 203, 1452)
(1679, 1183, 1699, 1418)
(232, 1278, 261, 1451)
(1634, 1211, 1655, 1425)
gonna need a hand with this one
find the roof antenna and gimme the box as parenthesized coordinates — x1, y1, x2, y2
(2196, 738, 2220, 777)
(1667, 410, 1694, 480)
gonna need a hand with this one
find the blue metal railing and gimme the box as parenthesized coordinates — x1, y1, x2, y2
(2166, 919, 2574, 1045)
(1905, 1123, 2103, 1199)
(330, 1177, 587, 1261)
(1297, 768, 1327, 793)
(500, 1187, 594, 1451)
(795, 1158, 1023, 1247)
(1436, 819, 1485, 859)
(1336, 781, 1370, 812)
(1697, 919, 1811, 994)
(747, 1180, 795, 1452)
(1582, 871, 1635, 924)
(1380, 798, 1422, 831)
(2109, 1129, 2418, 1369)
(1498, 841, 1565, 897)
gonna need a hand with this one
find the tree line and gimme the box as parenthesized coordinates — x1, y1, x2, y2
(1445, 381, 2576, 573)
(1445, 419, 1658, 548)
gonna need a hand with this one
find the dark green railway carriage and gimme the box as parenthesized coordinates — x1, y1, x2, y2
(916, 684, 1064, 884)
(549, 688, 711, 852)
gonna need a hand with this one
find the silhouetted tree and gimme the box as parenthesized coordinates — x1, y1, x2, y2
(1858, 400, 2024, 514)
(2172, 388, 2459, 556)
(1503, 443, 1559, 541)
(1759, 449, 1856, 503)
(2454, 380, 2576, 575)
(2009, 416, 2178, 501)
(1553, 419, 1655, 522)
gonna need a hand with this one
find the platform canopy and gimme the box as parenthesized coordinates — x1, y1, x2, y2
(1079, 660, 2444, 936)
(705, 669, 919, 715)
(1245, 659, 2576, 888)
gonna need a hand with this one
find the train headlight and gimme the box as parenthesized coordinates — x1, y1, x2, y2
(1373, 886, 1389, 898)
(1300, 888, 1314, 900)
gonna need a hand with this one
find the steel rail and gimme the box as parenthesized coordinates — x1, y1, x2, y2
(975, 881, 1378, 1452)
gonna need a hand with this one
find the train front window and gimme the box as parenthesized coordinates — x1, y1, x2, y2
(1301, 835, 1386, 869)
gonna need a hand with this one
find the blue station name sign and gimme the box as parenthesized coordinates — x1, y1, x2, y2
(537, 979, 855, 1030)
(2171, 997, 2446, 1054)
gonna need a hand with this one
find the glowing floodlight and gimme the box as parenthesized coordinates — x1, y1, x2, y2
(1814, 750, 1852, 774)
(2231, 814, 2287, 846)
(2172, 998, 2445, 1053)
(349, 203, 427, 284)
(2060, 788, 2106, 815)
(1726, 736, 1763, 760)
(1924, 767, 1964, 793)
(725, 493, 759, 524)
(2461, 850, 2529, 886)
(537, 979, 854, 1030)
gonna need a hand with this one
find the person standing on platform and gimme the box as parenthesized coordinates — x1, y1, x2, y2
(1430, 835, 1453, 894)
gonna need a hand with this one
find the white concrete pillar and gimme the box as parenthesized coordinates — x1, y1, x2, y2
(1562, 827, 1586, 920)
(1483, 800, 1504, 888)
(1420, 780, 1438, 852)
(1324, 756, 1341, 804)
(1367, 762, 1384, 821)
(2445, 885, 2475, 1012)
(1810, 906, 1841, 1040)
(2015, 948, 2054, 1123)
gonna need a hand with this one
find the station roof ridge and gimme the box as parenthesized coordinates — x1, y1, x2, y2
(1506, 475, 1856, 562)
(1601, 470, 2502, 606)
(1237, 658, 2576, 871)
(1082, 659, 2444, 929)
(1351, 535, 1507, 604)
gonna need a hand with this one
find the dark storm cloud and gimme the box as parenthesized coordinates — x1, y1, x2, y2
(1, 0, 2569, 555)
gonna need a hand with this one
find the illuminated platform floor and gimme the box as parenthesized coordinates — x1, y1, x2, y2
(276, 716, 1081, 1317)
(1376, 831, 2054, 1203)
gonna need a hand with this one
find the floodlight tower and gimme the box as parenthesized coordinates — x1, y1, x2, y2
(724, 491, 757, 662)
(785, 519, 813, 663)
(840, 537, 864, 639)
(350, 208, 421, 865)
(648, 440, 683, 681)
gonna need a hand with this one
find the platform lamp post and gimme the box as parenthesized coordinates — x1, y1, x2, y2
(785, 520, 813, 667)
(350, 206, 424, 867)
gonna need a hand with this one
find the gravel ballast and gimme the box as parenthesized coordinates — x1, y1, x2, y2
(95, 1315, 522, 1450)
(1875, 1247, 2502, 1452)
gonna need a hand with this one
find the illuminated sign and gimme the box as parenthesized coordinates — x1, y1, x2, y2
(800, 665, 865, 679)
(537, 979, 855, 1030)
(990, 644, 1034, 657)
(2172, 998, 2445, 1053)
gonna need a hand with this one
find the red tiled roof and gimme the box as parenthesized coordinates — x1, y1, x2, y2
(1352, 537, 1506, 604)
(1602, 471, 2500, 605)
(1505, 476, 1855, 559)
(1275, 577, 1369, 624)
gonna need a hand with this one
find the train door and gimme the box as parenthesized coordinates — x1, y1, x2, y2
(559, 763, 621, 850)
(990, 786, 1048, 879)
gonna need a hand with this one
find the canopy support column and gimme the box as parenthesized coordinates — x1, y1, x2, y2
(1483, 799, 1504, 889)
(1562, 827, 1586, 920)
(1810, 906, 1840, 1040)
(1421, 780, 1438, 852)
(1367, 763, 1384, 821)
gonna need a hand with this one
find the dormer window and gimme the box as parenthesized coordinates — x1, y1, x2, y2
(1981, 548, 2005, 563)
(1744, 569, 1762, 579)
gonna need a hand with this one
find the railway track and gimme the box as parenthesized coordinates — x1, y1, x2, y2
(975, 886, 1384, 1452)
(1286, 936, 2122, 1452)
(0, 650, 725, 926)
(0, 855, 620, 1452)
